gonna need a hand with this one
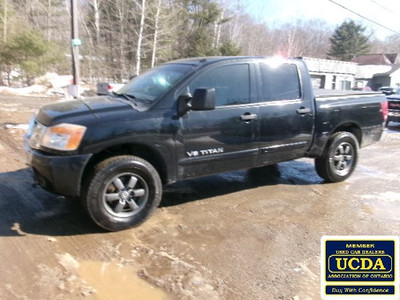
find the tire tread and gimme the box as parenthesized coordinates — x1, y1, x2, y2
(315, 131, 359, 183)
(82, 155, 162, 231)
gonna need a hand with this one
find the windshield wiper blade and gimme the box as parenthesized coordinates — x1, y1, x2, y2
(112, 91, 153, 105)
(136, 97, 153, 104)
(110, 91, 138, 107)
(112, 91, 135, 99)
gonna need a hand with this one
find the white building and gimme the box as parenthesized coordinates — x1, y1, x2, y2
(303, 57, 357, 90)
(353, 53, 400, 90)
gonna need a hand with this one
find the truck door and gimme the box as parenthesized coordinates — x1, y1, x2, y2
(255, 61, 314, 165)
(177, 63, 259, 179)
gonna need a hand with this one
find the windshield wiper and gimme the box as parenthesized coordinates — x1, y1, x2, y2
(112, 90, 155, 104)
(112, 91, 134, 99)
(135, 97, 153, 104)
(110, 91, 138, 107)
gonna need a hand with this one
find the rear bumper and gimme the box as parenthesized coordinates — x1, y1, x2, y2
(24, 141, 92, 197)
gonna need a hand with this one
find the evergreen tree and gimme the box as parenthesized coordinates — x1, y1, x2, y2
(0, 30, 64, 85)
(328, 20, 370, 61)
(219, 40, 241, 56)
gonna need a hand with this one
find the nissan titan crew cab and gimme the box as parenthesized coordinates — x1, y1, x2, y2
(24, 57, 388, 231)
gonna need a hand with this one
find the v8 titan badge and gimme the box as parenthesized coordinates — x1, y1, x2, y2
(321, 236, 399, 299)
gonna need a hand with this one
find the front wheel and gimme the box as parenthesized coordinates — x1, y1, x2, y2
(315, 132, 359, 182)
(83, 155, 162, 231)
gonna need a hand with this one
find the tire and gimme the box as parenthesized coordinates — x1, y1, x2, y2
(83, 155, 162, 231)
(315, 132, 359, 183)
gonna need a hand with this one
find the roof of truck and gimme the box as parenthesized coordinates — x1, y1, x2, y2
(166, 56, 301, 67)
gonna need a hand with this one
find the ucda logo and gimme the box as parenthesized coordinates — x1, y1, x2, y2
(329, 256, 392, 272)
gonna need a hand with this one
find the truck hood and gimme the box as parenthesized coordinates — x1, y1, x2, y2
(36, 96, 134, 126)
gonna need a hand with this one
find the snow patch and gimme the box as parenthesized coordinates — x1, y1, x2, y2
(0, 85, 46, 95)
(3, 123, 29, 130)
(361, 191, 400, 202)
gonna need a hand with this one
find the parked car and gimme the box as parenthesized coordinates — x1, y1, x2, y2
(352, 86, 372, 92)
(378, 86, 398, 95)
(386, 89, 400, 125)
(96, 82, 125, 95)
(24, 56, 387, 231)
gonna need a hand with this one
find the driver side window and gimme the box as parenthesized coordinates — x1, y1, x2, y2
(189, 64, 250, 106)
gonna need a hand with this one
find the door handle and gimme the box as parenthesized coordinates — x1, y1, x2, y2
(296, 107, 311, 115)
(240, 113, 257, 121)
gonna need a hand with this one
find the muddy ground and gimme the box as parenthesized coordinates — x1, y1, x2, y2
(0, 94, 399, 300)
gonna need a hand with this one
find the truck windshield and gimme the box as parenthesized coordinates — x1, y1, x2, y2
(116, 64, 194, 102)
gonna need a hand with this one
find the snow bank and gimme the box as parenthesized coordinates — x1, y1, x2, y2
(0, 85, 47, 96)
(0, 73, 75, 97)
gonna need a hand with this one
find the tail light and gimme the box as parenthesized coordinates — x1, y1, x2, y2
(381, 101, 388, 123)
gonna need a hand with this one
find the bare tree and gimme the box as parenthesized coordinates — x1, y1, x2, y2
(151, 0, 161, 68)
(92, 0, 100, 44)
(135, 0, 146, 75)
(1, 0, 8, 42)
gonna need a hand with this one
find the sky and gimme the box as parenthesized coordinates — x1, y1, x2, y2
(244, 0, 400, 39)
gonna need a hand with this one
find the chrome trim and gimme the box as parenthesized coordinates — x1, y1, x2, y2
(261, 141, 308, 152)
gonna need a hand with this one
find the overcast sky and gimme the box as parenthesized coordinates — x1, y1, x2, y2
(243, 0, 400, 39)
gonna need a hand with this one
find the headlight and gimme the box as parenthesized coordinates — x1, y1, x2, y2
(28, 120, 46, 150)
(40, 123, 86, 151)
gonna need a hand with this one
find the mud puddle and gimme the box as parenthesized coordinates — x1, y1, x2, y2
(78, 261, 169, 300)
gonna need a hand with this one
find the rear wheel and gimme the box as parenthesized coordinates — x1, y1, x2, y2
(315, 132, 359, 182)
(83, 155, 162, 231)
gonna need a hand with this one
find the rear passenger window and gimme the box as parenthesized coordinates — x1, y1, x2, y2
(189, 64, 250, 106)
(260, 63, 301, 101)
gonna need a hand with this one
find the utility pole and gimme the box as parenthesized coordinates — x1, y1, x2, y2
(70, 0, 81, 98)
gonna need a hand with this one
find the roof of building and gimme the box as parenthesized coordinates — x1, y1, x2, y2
(385, 53, 400, 64)
(352, 53, 400, 65)
(353, 54, 391, 65)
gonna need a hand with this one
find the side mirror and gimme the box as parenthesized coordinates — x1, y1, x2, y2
(191, 88, 215, 111)
(177, 92, 192, 117)
(176, 88, 215, 118)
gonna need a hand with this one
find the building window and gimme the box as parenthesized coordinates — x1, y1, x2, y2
(332, 75, 337, 90)
(341, 81, 351, 90)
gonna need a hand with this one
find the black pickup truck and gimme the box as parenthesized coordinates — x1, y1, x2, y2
(24, 57, 387, 231)
(387, 89, 400, 125)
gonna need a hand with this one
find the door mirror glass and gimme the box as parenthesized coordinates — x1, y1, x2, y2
(191, 88, 215, 111)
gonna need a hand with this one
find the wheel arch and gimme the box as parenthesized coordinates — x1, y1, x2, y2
(307, 122, 362, 158)
(331, 122, 362, 146)
(81, 143, 170, 191)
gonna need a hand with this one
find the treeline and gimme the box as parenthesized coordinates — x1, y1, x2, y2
(0, 0, 399, 85)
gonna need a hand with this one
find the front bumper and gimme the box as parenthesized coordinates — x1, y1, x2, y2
(388, 110, 400, 123)
(24, 140, 92, 197)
